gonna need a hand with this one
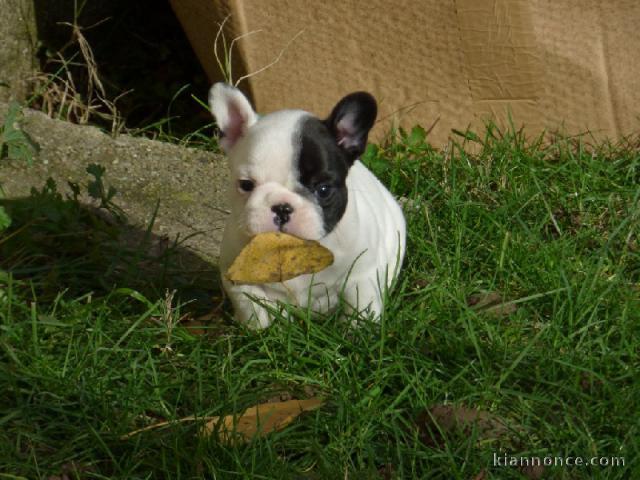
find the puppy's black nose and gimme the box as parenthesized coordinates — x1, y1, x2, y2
(272, 203, 293, 226)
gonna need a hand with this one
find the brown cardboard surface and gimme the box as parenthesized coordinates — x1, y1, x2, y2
(171, 0, 640, 146)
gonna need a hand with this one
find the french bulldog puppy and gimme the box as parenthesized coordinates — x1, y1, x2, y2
(209, 83, 405, 328)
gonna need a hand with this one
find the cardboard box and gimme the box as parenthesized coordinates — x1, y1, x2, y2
(170, 0, 640, 146)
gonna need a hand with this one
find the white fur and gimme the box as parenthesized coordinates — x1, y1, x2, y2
(210, 84, 406, 329)
(220, 160, 405, 328)
(209, 83, 257, 152)
(224, 110, 327, 240)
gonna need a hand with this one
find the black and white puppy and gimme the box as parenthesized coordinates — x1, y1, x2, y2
(209, 83, 406, 328)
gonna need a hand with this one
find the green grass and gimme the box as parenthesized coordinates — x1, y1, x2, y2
(1, 124, 639, 479)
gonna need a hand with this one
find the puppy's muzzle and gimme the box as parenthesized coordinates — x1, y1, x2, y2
(271, 202, 294, 227)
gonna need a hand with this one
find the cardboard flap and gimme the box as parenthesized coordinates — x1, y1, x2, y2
(171, 0, 640, 145)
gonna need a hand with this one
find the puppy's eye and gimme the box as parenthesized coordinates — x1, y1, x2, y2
(315, 184, 333, 199)
(238, 179, 255, 192)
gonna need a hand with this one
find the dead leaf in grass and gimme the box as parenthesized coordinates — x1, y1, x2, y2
(467, 292, 502, 308)
(47, 461, 94, 480)
(377, 463, 396, 479)
(180, 318, 208, 336)
(416, 404, 510, 448)
(265, 390, 294, 403)
(520, 464, 546, 479)
(121, 397, 324, 444)
(467, 291, 518, 318)
(204, 398, 324, 444)
(579, 372, 604, 392)
(226, 232, 334, 285)
(484, 302, 518, 317)
(180, 309, 226, 336)
(471, 470, 488, 480)
(416, 405, 544, 479)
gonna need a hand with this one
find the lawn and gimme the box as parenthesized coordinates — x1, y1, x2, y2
(1, 124, 638, 479)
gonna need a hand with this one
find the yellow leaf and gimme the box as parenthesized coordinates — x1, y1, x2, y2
(204, 398, 324, 444)
(226, 232, 334, 285)
(120, 398, 324, 443)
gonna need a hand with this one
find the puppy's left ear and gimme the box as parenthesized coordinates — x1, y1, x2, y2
(209, 83, 258, 152)
(324, 92, 377, 164)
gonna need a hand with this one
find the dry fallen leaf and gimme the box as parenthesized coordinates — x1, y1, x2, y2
(377, 463, 396, 480)
(471, 470, 488, 480)
(416, 404, 510, 449)
(121, 397, 324, 445)
(226, 232, 334, 285)
(415, 404, 543, 480)
(520, 464, 546, 480)
(467, 292, 503, 309)
(204, 398, 324, 444)
(179, 308, 227, 337)
(467, 291, 518, 318)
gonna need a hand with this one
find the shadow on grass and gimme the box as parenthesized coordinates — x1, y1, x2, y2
(0, 177, 222, 316)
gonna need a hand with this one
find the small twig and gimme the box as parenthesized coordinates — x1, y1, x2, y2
(235, 29, 305, 87)
(213, 15, 232, 82)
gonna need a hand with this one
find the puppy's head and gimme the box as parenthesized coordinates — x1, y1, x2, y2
(209, 83, 376, 240)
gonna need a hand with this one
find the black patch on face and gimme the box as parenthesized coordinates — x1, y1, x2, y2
(295, 116, 352, 235)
